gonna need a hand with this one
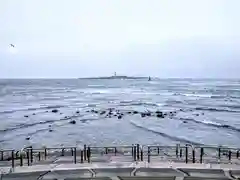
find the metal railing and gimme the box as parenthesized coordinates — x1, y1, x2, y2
(1, 144, 240, 168)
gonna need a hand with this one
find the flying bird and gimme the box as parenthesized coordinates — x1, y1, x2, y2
(10, 44, 15, 48)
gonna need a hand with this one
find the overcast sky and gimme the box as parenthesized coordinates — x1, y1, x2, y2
(0, 0, 239, 78)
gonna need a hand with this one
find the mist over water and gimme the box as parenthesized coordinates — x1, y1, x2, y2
(0, 78, 240, 150)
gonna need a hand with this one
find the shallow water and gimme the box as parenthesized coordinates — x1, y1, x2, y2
(0, 78, 240, 149)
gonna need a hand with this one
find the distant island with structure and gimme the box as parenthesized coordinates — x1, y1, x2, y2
(79, 72, 152, 80)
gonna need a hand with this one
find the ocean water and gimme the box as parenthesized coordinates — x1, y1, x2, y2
(0, 78, 240, 150)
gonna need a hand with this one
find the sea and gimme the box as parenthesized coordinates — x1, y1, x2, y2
(0, 78, 240, 150)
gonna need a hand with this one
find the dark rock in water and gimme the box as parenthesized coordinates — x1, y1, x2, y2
(114, 114, 117, 116)
(156, 110, 162, 114)
(25, 137, 30, 140)
(86, 110, 90, 113)
(180, 109, 183, 111)
(156, 114, 164, 118)
(45, 111, 49, 113)
(60, 113, 63, 115)
(48, 125, 52, 127)
(141, 113, 146, 117)
(52, 109, 58, 113)
(49, 129, 53, 132)
(24, 115, 29, 118)
(202, 112, 204, 115)
(133, 111, 138, 114)
(163, 113, 167, 116)
(127, 111, 132, 114)
(64, 116, 68, 119)
(32, 113, 36, 115)
(118, 115, 122, 119)
(91, 110, 95, 113)
(195, 114, 199, 116)
(100, 111, 106, 115)
(76, 111, 80, 114)
(146, 112, 151, 116)
(69, 120, 76, 124)
(183, 121, 188, 123)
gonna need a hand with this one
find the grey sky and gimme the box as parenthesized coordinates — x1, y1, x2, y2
(0, 0, 240, 78)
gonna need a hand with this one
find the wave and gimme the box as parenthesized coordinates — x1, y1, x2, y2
(195, 107, 240, 113)
(119, 101, 159, 107)
(0, 105, 66, 114)
(177, 117, 240, 132)
(130, 120, 202, 145)
(0, 115, 83, 133)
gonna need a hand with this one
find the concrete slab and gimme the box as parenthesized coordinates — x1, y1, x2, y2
(134, 167, 185, 177)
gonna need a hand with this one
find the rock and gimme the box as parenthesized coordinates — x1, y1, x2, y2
(141, 113, 146, 118)
(24, 115, 29, 118)
(183, 121, 187, 123)
(86, 110, 90, 113)
(163, 113, 168, 116)
(156, 114, 164, 118)
(127, 111, 132, 114)
(156, 110, 162, 114)
(118, 115, 122, 119)
(60, 113, 63, 115)
(48, 125, 52, 127)
(195, 114, 199, 116)
(52, 109, 58, 113)
(100, 111, 106, 115)
(146, 112, 151, 116)
(202, 112, 204, 115)
(114, 114, 117, 117)
(180, 109, 183, 111)
(25, 137, 30, 140)
(49, 129, 53, 132)
(32, 113, 36, 115)
(45, 111, 49, 113)
(64, 116, 68, 119)
(76, 111, 80, 114)
(133, 111, 138, 114)
(69, 120, 76, 124)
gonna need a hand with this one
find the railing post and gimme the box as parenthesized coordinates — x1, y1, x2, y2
(218, 147, 221, 159)
(185, 145, 188, 163)
(147, 146, 150, 163)
(84, 145, 87, 161)
(74, 148, 77, 164)
(140, 148, 143, 161)
(30, 148, 33, 163)
(137, 144, 140, 160)
(105, 147, 108, 154)
(180, 148, 182, 158)
(157, 146, 160, 155)
(20, 152, 23, 166)
(237, 150, 239, 159)
(61, 148, 65, 156)
(229, 150, 232, 161)
(133, 145, 136, 161)
(44, 148, 47, 160)
(27, 149, 30, 166)
(114, 147, 117, 156)
(38, 152, 41, 161)
(1, 151, 3, 161)
(192, 148, 195, 163)
(71, 148, 74, 156)
(11, 150, 14, 168)
(87, 147, 91, 163)
(176, 144, 179, 158)
(200, 147, 204, 163)
(131, 144, 134, 157)
(80, 150, 83, 163)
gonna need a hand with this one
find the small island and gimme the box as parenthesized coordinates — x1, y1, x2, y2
(79, 72, 151, 80)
